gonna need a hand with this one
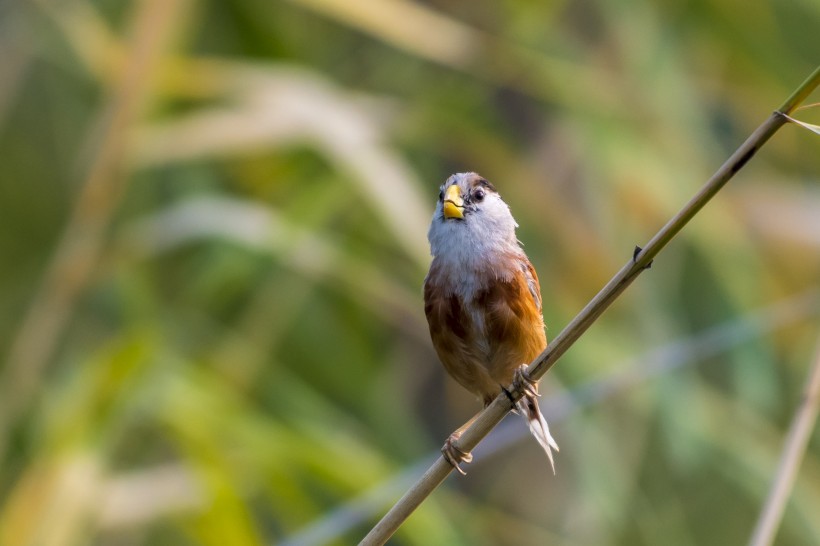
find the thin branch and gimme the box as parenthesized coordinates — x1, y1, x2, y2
(747, 337, 820, 546)
(360, 65, 820, 545)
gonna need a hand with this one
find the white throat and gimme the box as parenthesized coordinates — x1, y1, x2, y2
(427, 199, 524, 298)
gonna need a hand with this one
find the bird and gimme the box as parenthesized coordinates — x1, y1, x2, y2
(423, 172, 559, 474)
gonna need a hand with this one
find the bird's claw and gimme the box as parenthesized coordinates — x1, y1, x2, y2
(513, 364, 540, 399)
(442, 434, 473, 476)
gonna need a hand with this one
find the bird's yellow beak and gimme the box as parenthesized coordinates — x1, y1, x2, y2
(443, 185, 464, 219)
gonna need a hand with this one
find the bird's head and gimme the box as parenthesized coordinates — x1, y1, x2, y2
(427, 172, 520, 262)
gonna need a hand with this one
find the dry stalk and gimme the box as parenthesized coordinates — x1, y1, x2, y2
(747, 337, 820, 546)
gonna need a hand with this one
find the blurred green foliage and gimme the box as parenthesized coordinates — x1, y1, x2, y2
(0, 0, 819, 545)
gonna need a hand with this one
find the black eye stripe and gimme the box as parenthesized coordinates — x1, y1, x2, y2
(475, 178, 496, 192)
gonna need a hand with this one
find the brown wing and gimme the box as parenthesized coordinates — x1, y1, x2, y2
(521, 259, 543, 314)
(477, 256, 547, 389)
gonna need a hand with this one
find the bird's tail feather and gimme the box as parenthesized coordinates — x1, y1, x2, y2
(516, 394, 559, 474)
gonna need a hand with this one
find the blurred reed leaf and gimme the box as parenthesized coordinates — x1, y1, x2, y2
(131, 62, 431, 262)
(123, 196, 426, 336)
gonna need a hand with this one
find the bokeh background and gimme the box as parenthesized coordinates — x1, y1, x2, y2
(1, 0, 819, 545)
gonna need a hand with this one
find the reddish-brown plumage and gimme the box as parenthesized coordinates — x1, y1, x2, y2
(424, 254, 546, 405)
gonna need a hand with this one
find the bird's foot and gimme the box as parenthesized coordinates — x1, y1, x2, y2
(442, 433, 473, 476)
(512, 364, 540, 399)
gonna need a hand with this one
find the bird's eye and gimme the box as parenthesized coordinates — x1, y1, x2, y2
(473, 189, 485, 202)
(438, 188, 444, 201)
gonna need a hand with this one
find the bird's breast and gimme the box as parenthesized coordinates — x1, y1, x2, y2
(424, 254, 547, 399)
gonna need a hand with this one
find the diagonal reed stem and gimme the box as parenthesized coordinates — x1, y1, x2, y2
(747, 337, 820, 546)
(360, 65, 820, 545)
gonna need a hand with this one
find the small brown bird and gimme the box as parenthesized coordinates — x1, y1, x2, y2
(423, 172, 558, 474)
